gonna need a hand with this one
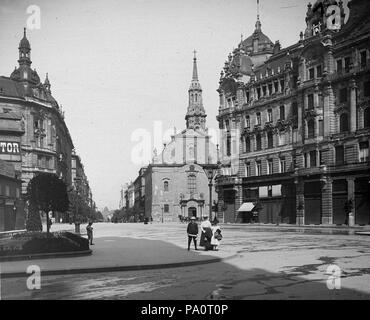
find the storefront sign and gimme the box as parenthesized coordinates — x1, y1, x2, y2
(0, 142, 20, 154)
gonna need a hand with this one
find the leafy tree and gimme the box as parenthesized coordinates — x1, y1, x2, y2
(25, 201, 42, 232)
(26, 173, 69, 235)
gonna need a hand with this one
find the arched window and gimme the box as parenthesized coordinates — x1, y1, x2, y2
(195, 93, 197, 102)
(340, 113, 349, 132)
(245, 136, 250, 152)
(164, 181, 169, 192)
(256, 133, 262, 151)
(307, 119, 315, 139)
(364, 107, 370, 128)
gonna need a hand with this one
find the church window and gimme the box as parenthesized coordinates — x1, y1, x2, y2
(188, 174, 197, 194)
(164, 181, 169, 192)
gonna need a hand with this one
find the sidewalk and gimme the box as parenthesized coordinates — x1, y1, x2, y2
(0, 235, 237, 278)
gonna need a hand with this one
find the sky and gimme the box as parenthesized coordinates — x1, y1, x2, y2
(0, 0, 349, 210)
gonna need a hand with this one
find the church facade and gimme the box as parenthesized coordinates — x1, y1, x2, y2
(129, 54, 218, 222)
(216, 0, 370, 225)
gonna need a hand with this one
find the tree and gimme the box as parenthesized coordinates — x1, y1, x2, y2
(25, 201, 42, 232)
(26, 173, 69, 235)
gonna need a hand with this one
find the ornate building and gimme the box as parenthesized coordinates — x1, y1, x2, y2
(125, 53, 218, 222)
(216, 0, 370, 225)
(0, 29, 94, 224)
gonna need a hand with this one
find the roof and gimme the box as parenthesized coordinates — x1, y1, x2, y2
(237, 202, 256, 212)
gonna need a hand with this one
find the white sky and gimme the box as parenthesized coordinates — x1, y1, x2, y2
(0, 0, 349, 210)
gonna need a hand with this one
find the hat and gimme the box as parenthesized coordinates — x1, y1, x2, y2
(190, 216, 196, 220)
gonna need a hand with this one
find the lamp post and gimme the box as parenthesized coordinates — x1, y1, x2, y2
(161, 205, 164, 223)
(203, 164, 219, 222)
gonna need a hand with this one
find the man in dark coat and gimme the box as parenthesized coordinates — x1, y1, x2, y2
(187, 216, 199, 250)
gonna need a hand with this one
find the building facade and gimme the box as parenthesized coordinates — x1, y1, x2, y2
(124, 54, 218, 222)
(216, 0, 370, 225)
(0, 29, 95, 225)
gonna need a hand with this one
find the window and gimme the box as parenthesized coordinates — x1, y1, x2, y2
(267, 109, 272, 122)
(245, 115, 250, 128)
(5, 185, 10, 197)
(256, 161, 262, 176)
(256, 112, 261, 125)
(280, 157, 286, 173)
(337, 59, 343, 73)
(344, 57, 351, 73)
(339, 88, 347, 103)
(267, 159, 273, 175)
(245, 137, 251, 153)
(256, 134, 262, 151)
(267, 131, 273, 149)
(335, 145, 344, 165)
(279, 131, 286, 146)
(262, 86, 267, 96)
(316, 65, 322, 78)
(257, 88, 261, 99)
(308, 119, 315, 139)
(188, 175, 197, 194)
(164, 181, 169, 192)
(304, 153, 308, 168)
(279, 105, 285, 120)
(226, 135, 231, 156)
(309, 150, 317, 167)
(164, 204, 169, 213)
(318, 119, 324, 136)
(268, 84, 272, 95)
(340, 113, 349, 132)
(308, 94, 314, 109)
(245, 162, 251, 177)
(360, 51, 367, 68)
(309, 68, 315, 80)
(364, 107, 370, 128)
(364, 81, 370, 98)
(359, 141, 369, 162)
(274, 81, 279, 92)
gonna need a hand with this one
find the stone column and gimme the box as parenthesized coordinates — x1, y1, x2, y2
(323, 85, 333, 136)
(271, 81, 275, 94)
(315, 117, 319, 138)
(350, 79, 357, 133)
(278, 79, 282, 93)
(321, 177, 333, 225)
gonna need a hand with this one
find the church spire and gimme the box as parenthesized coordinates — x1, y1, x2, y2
(192, 50, 198, 81)
(18, 27, 31, 66)
(186, 51, 206, 131)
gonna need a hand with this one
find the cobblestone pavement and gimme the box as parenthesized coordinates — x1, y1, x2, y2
(1, 222, 370, 299)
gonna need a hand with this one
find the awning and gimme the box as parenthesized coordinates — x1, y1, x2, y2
(237, 202, 255, 212)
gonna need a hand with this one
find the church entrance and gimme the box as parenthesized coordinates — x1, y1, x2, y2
(188, 207, 197, 218)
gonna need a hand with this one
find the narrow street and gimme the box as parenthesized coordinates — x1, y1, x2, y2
(1, 223, 370, 300)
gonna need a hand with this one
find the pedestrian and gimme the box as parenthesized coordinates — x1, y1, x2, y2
(200, 215, 212, 251)
(187, 216, 198, 250)
(86, 221, 94, 245)
(211, 220, 222, 251)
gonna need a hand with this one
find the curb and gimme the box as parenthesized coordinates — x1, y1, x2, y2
(355, 232, 370, 236)
(0, 253, 238, 279)
(0, 249, 92, 262)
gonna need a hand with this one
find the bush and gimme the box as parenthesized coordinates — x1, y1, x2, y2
(1, 231, 89, 257)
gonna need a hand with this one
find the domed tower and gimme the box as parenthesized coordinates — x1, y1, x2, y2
(185, 50, 207, 131)
(10, 28, 40, 85)
(239, 0, 274, 67)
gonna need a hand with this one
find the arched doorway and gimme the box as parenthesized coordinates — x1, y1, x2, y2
(188, 207, 197, 218)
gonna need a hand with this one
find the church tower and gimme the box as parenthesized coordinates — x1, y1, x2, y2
(185, 51, 207, 131)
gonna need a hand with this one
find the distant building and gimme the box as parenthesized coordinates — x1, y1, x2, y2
(216, 0, 370, 225)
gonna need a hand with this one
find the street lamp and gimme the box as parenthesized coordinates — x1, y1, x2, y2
(203, 164, 219, 222)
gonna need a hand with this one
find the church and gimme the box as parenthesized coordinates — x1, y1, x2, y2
(141, 53, 218, 222)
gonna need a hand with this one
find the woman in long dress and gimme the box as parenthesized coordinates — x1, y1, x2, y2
(211, 221, 221, 250)
(200, 216, 212, 250)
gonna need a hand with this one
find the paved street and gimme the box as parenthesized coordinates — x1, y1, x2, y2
(1, 222, 370, 300)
